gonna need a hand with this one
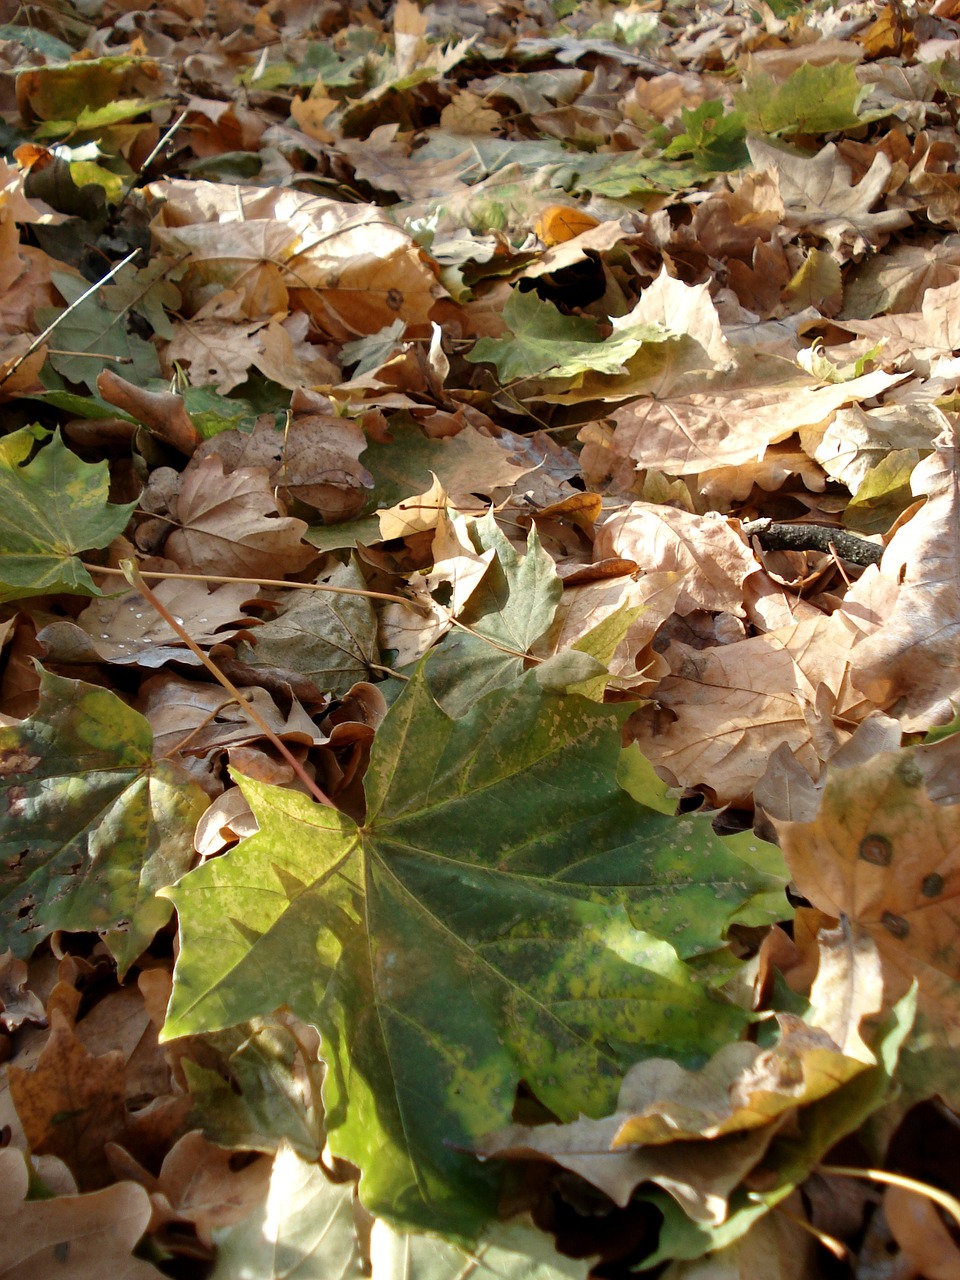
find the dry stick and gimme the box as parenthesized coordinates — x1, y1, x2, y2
(741, 518, 883, 568)
(0, 248, 141, 388)
(120, 558, 336, 808)
(115, 108, 190, 213)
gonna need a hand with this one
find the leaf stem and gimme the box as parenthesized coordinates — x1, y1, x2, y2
(120, 558, 336, 808)
(84, 562, 428, 611)
(818, 1165, 960, 1230)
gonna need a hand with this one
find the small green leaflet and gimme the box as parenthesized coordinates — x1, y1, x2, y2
(466, 289, 668, 382)
(0, 426, 136, 602)
(659, 100, 749, 173)
(36, 270, 161, 394)
(162, 670, 788, 1235)
(421, 513, 562, 716)
(0, 668, 206, 976)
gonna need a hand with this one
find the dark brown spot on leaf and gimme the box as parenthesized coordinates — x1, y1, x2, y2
(881, 911, 909, 939)
(922, 873, 944, 898)
(859, 835, 892, 866)
(386, 288, 403, 311)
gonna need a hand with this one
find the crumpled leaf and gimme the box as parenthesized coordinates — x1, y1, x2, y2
(0, 425, 135, 602)
(0, 1146, 157, 1280)
(161, 669, 785, 1234)
(0, 668, 207, 974)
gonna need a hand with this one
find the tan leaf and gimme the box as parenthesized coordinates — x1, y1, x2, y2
(194, 413, 373, 523)
(851, 419, 960, 728)
(775, 748, 960, 1041)
(610, 364, 904, 476)
(629, 607, 878, 805)
(107, 1130, 271, 1247)
(0, 1147, 156, 1280)
(0, 949, 45, 1031)
(149, 180, 447, 342)
(884, 1183, 960, 1280)
(594, 504, 761, 617)
(747, 138, 912, 257)
(165, 455, 314, 578)
(38, 578, 257, 668)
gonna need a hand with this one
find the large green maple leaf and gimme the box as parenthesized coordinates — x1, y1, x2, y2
(0, 668, 207, 975)
(0, 426, 136, 601)
(162, 671, 787, 1235)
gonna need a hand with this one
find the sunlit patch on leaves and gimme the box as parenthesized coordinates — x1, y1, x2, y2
(161, 670, 785, 1233)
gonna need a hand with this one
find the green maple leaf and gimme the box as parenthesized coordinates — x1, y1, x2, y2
(466, 289, 667, 382)
(161, 671, 788, 1235)
(735, 61, 873, 139)
(0, 426, 136, 602)
(420, 513, 562, 715)
(0, 668, 207, 975)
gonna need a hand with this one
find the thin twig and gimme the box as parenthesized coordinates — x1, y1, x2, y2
(121, 559, 336, 808)
(85, 563, 430, 611)
(819, 1165, 960, 1231)
(0, 249, 140, 388)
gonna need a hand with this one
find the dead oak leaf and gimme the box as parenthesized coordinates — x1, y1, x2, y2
(8, 1009, 127, 1190)
(165, 455, 314, 578)
(0, 1147, 156, 1280)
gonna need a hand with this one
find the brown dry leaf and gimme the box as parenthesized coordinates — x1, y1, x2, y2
(479, 1119, 777, 1225)
(165, 455, 315, 577)
(775, 748, 960, 1042)
(884, 1183, 960, 1280)
(478, 1014, 869, 1224)
(96, 370, 200, 455)
(841, 275, 960, 361)
(629, 605, 880, 804)
(8, 1008, 128, 1189)
(149, 179, 447, 342)
(106, 1130, 271, 1247)
(594, 504, 761, 617)
(746, 138, 913, 258)
(807, 918, 885, 1063)
(194, 413, 373, 523)
(0, 1147, 157, 1280)
(37, 578, 257, 668)
(851, 419, 960, 729)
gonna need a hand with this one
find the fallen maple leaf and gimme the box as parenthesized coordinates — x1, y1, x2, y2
(165, 454, 315, 578)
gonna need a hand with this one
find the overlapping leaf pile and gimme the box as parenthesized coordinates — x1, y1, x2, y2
(2, 0, 960, 1275)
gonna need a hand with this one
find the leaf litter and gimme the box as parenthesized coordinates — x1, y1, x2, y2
(1, 0, 960, 1275)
